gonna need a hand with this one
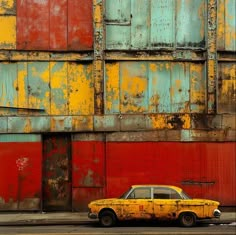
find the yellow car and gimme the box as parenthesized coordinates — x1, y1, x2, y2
(88, 185, 221, 227)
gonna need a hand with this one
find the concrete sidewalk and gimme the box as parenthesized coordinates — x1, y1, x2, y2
(0, 212, 235, 226)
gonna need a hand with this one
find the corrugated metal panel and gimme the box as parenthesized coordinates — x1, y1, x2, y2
(217, 0, 236, 51)
(16, 0, 93, 50)
(218, 62, 236, 113)
(0, 134, 42, 211)
(72, 137, 105, 187)
(0, 62, 94, 116)
(106, 142, 236, 206)
(105, 61, 206, 114)
(105, 0, 206, 50)
(0, 16, 16, 49)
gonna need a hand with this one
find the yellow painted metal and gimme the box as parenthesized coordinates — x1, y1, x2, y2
(0, 16, 16, 49)
(0, 0, 15, 14)
(68, 63, 94, 115)
(105, 62, 120, 113)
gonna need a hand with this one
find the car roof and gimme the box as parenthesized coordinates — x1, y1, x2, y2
(131, 185, 182, 193)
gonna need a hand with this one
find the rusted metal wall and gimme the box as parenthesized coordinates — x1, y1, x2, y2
(72, 134, 105, 211)
(0, 0, 235, 210)
(0, 134, 42, 210)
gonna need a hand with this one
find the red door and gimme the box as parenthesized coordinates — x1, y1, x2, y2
(43, 134, 72, 211)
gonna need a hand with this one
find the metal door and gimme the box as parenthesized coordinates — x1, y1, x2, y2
(43, 134, 72, 211)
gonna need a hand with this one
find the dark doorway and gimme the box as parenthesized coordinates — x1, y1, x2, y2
(42, 134, 72, 211)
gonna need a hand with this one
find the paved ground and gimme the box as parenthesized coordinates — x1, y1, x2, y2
(0, 211, 235, 226)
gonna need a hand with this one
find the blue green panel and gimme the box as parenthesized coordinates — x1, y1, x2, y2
(27, 62, 50, 112)
(0, 63, 17, 107)
(225, 0, 236, 51)
(130, 0, 149, 49)
(0, 134, 41, 142)
(148, 63, 171, 113)
(150, 0, 175, 47)
(106, 25, 131, 49)
(176, 0, 206, 47)
(0, 117, 7, 132)
(105, 0, 131, 22)
(120, 62, 148, 113)
(171, 63, 190, 113)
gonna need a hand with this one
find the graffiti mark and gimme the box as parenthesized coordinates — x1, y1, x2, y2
(16, 157, 29, 171)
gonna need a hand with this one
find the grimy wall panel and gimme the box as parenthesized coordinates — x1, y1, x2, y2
(0, 62, 93, 116)
(105, 61, 206, 114)
(0, 134, 42, 210)
(16, 0, 93, 50)
(105, 0, 206, 49)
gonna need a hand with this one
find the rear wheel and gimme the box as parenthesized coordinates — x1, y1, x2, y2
(99, 210, 116, 227)
(179, 212, 196, 227)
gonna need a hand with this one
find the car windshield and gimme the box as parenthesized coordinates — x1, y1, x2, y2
(180, 190, 192, 199)
(119, 188, 132, 199)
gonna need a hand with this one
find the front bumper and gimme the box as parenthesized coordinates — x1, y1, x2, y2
(213, 209, 221, 218)
(88, 212, 98, 219)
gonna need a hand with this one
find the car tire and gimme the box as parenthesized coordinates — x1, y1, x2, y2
(179, 212, 196, 227)
(99, 211, 116, 227)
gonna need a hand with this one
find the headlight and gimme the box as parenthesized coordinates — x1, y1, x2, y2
(213, 209, 221, 218)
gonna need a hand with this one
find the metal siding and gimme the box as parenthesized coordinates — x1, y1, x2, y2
(176, 0, 206, 48)
(217, 0, 236, 51)
(68, 0, 93, 50)
(171, 63, 190, 113)
(28, 62, 50, 113)
(68, 63, 94, 115)
(0, 16, 16, 49)
(50, 62, 68, 115)
(0, 134, 42, 211)
(148, 62, 171, 113)
(105, 0, 206, 50)
(130, 0, 149, 49)
(0, 63, 17, 114)
(105, 62, 206, 114)
(120, 62, 148, 113)
(16, 0, 93, 50)
(150, 0, 174, 47)
(218, 62, 236, 113)
(72, 140, 105, 187)
(49, 0, 67, 50)
(106, 142, 236, 206)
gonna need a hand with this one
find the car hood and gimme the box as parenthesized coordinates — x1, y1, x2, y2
(191, 199, 220, 206)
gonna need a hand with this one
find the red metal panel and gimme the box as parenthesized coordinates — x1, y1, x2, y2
(73, 187, 104, 211)
(17, 0, 93, 50)
(106, 142, 236, 206)
(68, 0, 93, 50)
(72, 141, 105, 187)
(50, 0, 68, 50)
(17, 0, 50, 50)
(0, 142, 42, 210)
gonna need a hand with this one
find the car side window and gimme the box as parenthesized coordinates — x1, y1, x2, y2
(127, 188, 151, 199)
(153, 188, 181, 199)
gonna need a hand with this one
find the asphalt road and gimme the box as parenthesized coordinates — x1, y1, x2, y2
(0, 222, 235, 235)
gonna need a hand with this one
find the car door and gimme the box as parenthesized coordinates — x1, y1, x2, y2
(153, 187, 181, 220)
(122, 187, 153, 220)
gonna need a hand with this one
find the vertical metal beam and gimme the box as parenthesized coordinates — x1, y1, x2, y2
(93, 0, 104, 114)
(207, 0, 217, 114)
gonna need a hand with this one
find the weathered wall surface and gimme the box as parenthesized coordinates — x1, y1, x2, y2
(0, 0, 235, 210)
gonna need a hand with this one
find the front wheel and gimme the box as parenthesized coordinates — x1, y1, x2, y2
(99, 211, 116, 227)
(179, 212, 196, 227)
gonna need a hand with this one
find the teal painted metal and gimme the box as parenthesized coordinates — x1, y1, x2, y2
(0, 134, 41, 142)
(0, 63, 17, 107)
(225, 0, 235, 51)
(105, 0, 206, 50)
